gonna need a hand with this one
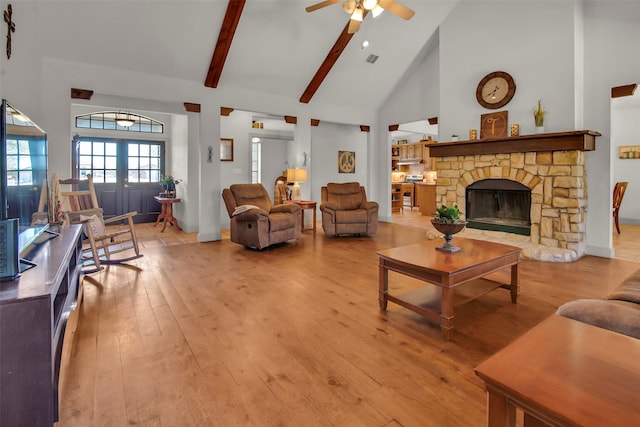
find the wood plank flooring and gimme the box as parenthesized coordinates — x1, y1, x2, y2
(56, 216, 640, 426)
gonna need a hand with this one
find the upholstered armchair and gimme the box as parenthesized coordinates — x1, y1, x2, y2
(222, 183, 301, 249)
(320, 182, 379, 236)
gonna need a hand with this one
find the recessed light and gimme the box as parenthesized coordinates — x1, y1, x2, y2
(361, 40, 369, 49)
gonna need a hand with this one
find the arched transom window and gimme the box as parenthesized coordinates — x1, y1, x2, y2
(75, 111, 164, 133)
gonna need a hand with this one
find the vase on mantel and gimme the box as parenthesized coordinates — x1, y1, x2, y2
(535, 126, 545, 134)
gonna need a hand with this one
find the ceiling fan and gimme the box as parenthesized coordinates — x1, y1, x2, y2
(306, 0, 415, 34)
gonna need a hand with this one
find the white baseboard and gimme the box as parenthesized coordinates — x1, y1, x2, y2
(586, 244, 615, 259)
(198, 232, 221, 242)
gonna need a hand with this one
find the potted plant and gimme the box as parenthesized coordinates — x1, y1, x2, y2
(533, 99, 547, 133)
(431, 204, 466, 252)
(160, 174, 181, 195)
(451, 134, 459, 142)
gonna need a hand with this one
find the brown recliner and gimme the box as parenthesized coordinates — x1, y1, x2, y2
(222, 183, 301, 249)
(320, 182, 379, 236)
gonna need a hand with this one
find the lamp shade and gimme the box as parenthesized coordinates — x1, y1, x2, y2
(287, 168, 307, 183)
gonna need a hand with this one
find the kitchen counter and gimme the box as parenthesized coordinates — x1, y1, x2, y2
(414, 182, 436, 216)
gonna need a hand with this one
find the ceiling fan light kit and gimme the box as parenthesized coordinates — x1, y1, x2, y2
(363, 0, 379, 10)
(343, 0, 356, 14)
(306, 0, 414, 33)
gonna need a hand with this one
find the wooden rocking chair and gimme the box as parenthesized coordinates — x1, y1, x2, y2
(51, 173, 143, 273)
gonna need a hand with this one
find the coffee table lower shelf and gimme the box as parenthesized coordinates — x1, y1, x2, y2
(388, 278, 511, 322)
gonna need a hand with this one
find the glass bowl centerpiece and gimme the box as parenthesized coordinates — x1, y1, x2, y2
(431, 204, 466, 252)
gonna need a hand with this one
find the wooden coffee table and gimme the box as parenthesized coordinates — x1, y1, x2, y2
(377, 238, 521, 340)
(475, 315, 640, 426)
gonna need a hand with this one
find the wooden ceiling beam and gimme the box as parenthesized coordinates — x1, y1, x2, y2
(71, 88, 94, 100)
(300, 12, 368, 104)
(184, 103, 201, 113)
(205, 0, 246, 89)
(389, 124, 399, 132)
(311, 119, 320, 126)
(612, 84, 637, 98)
(284, 115, 297, 124)
(360, 125, 370, 132)
(220, 107, 234, 116)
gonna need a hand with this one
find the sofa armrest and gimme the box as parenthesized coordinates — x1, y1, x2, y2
(556, 299, 640, 339)
(232, 208, 269, 222)
(320, 202, 339, 212)
(270, 203, 301, 215)
(608, 270, 640, 304)
(360, 201, 379, 212)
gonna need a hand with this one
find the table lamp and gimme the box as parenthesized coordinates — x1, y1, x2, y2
(287, 168, 307, 202)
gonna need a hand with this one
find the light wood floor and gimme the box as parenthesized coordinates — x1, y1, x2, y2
(57, 215, 640, 426)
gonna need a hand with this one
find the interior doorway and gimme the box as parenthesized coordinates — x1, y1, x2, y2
(252, 136, 291, 200)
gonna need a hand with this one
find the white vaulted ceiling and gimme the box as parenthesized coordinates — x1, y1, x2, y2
(28, 0, 458, 110)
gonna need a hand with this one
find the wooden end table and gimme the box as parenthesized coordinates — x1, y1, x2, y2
(475, 315, 640, 426)
(286, 200, 316, 235)
(377, 238, 521, 340)
(153, 196, 182, 232)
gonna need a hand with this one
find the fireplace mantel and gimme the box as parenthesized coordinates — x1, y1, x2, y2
(429, 130, 600, 157)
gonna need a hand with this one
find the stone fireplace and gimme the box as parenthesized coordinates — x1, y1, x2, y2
(429, 131, 600, 260)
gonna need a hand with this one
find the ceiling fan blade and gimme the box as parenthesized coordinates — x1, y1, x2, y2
(378, 0, 415, 20)
(347, 18, 361, 34)
(305, 0, 342, 13)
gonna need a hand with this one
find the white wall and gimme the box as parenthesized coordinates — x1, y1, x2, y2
(377, 32, 441, 222)
(311, 122, 369, 205)
(582, 1, 640, 257)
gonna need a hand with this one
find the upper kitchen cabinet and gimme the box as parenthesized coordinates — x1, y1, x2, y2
(390, 119, 438, 169)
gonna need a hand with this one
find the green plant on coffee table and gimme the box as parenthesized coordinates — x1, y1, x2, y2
(433, 204, 463, 224)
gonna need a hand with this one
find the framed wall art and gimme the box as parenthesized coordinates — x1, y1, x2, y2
(220, 138, 233, 161)
(480, 111, 508, 139)
(338, 150, 355, 173)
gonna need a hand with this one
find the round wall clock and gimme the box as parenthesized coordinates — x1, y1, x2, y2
(476, 71, 516, 109)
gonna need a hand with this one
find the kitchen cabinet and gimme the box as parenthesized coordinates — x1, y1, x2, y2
(391, 183, 402, 212)
(396, 143, 422, 160)
(415, 183, 436, 216)
(391, 145, 400, 170)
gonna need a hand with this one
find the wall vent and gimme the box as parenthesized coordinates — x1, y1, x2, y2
(365, 54, 379, 64)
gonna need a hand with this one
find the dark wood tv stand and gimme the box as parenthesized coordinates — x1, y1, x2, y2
(0, 225, 83, 425)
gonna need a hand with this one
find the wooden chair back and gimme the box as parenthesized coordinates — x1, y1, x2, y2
(613, 181, 628, 234)
(613, 182, 628, 210)
(54, 173, 100, 213)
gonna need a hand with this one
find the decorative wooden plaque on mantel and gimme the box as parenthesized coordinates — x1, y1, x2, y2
(429, 130, 600, 158)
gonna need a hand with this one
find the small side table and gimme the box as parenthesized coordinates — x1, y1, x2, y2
(286, 200, 317, 235)
(153, 196, 182, 232)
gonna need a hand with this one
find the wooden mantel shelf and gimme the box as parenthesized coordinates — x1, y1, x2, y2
(429, 130, 601, 157)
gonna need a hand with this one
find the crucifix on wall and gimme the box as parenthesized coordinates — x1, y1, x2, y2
(3, 4, 15, 59)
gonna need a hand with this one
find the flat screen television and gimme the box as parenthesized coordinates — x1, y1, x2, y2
(0, 99, 51, 267)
